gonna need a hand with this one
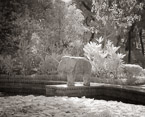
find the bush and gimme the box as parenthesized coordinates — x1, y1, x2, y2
(122, 64, 144, 85)
(38, 53, 62, 75)
(0, 55, 15, 75)
(83, 37, 125, 79)
(123, 64, 143, 79)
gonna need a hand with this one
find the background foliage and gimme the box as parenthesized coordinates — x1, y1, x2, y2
(0, 0, 87, 75)
(1, 0, 145, 78)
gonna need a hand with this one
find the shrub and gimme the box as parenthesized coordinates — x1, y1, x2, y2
(83, 37, 125, 78)
(123, 64, 143, 79)
(38, 53, 62, 75)
(0, 55, 15, 75)
(140, 69, 145, 77)
(122, 64, 143, 85)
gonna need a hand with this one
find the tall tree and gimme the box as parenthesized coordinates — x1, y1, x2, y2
(73, 0, 145, 64)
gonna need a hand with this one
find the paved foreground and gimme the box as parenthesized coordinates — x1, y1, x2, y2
(0, 95, 145, 117)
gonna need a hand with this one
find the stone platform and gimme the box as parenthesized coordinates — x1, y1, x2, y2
(46, 83, 145, 105)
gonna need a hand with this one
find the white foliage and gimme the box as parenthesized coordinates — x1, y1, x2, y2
(140, 69, 145, 76)
(83, 37, 125, 78)
(123, 64, 143, 78)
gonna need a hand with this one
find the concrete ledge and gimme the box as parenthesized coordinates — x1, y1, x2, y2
(46, 83, 145, 105)
(0, 76, 66, 95)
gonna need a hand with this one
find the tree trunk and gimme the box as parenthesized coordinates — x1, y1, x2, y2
(139, 29, 144, 56)
(89, 32, 94, 42)
(116, 35, 121, 46)
(128, 29, 131, 63)
(128, 23, 135, 63)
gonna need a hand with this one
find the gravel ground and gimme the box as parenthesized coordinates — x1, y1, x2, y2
(0, 95, 145, 117)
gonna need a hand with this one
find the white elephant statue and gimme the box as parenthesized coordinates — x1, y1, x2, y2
(57, 56, 92, 86)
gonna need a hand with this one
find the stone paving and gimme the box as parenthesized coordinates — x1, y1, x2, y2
(0, 95, 145, 117)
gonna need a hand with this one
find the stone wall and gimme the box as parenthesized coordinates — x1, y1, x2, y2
(0, 75, 66, 95)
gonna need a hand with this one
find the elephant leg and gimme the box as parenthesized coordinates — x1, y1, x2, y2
(67, 73, 75, 86)
(83, 74, 90, 86)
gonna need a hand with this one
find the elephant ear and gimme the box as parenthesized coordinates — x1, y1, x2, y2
(57, 56, 77, 74)
(57, 56, 67, 73)
(68, 57, 77, 73)
(74, 58, 92, 74)
(57, 59, 65, 73)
